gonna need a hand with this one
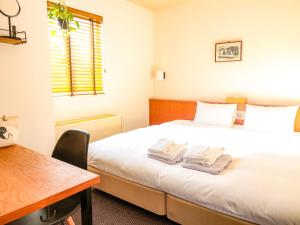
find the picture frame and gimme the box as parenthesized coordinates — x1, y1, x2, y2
(215, 41, 242, 62)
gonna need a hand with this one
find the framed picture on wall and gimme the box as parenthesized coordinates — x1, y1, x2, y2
(215, 41, 242, 62)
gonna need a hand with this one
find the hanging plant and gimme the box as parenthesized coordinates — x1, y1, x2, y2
(48, 0, 79, 33)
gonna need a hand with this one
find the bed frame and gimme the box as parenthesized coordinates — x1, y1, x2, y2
(88, 167, 166, 215)
(89, 166, 254, 225)
(89, 98, 300, 225)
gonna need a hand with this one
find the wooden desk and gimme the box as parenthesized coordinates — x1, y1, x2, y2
(0, 145, 100, 225)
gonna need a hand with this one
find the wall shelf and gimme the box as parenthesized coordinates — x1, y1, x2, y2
(0, 36, 26, 45)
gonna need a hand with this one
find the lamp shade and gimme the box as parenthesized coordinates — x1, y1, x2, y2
(156, 70, 165, 80)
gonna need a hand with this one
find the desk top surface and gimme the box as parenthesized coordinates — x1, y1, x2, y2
(0, 145, 100, 224)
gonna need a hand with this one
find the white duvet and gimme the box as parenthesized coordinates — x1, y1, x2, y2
(88, 120, 300, 225)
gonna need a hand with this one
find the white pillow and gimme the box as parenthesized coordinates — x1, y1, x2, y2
(194, 101, 237, 127)
(243, 104, 298, 133)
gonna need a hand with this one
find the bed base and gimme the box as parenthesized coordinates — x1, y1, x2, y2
(167, 194, 255, 225)
(88, 167, 256, 225)
(88, 166, 166, 215)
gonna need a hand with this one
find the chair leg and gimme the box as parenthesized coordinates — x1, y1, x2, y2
(66, 216, 75, 225)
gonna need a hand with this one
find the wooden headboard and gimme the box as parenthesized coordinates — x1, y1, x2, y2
(149, 98, 300, 132)
(149, 99, 196, 125)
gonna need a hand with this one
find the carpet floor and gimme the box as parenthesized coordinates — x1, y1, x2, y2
(72, 189, 178, 225)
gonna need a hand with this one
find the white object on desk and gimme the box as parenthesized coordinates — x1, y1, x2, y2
(0, 115, 19, 147)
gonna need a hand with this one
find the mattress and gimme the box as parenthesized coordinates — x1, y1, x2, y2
(88, 125, 172, 189)
(88, 120, 300, 225)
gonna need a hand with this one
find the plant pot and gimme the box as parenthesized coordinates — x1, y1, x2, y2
(57, 18, 69, 30)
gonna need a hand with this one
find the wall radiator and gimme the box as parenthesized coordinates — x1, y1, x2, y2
(55, 114, 122, 143)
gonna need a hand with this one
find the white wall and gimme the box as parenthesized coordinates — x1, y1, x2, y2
(0, 0, 154, 154)
(154, 0, 300, 105)
(54, 0, 154, 132)
(0, 0, 55, 155)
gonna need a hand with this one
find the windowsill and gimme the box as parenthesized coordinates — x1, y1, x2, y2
(52, 92, 105, 98)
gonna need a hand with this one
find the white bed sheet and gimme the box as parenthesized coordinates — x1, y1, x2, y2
(88, 124, 173, 189)
(88, 120, 300, 225)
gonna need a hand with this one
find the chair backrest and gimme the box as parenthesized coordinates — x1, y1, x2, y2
(52, 130, 90, 170)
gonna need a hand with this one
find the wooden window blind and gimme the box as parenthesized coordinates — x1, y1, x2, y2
(48, 2, 104, 96)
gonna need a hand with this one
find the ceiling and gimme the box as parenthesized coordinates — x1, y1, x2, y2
(128, 0, 187, 11)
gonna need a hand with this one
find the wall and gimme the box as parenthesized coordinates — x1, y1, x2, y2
(0, 0, 55, 155)
(54, 0, 154, 132)
(154, 0, 300, 105)
(0, 0, 154, 155)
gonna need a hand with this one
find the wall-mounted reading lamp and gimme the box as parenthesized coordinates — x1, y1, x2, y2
(155, 70, 166, 81)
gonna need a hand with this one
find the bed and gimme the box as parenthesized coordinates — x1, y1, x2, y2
(88, 98, 300, 225)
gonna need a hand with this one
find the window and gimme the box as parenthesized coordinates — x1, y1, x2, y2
(48, 2, 104, 96)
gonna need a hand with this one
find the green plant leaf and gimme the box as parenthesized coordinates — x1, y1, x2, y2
(48, 2, 80, 32)
(74, 21, 80, 29)
(50, 30, 57, 36)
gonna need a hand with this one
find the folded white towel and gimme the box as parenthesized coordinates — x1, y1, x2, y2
(182, 154, 232, 175)
(148, 149, 187, 165)
(149, 139, 187, 160)
(184, 146, 225, 167)
(148, 139, 174, 153)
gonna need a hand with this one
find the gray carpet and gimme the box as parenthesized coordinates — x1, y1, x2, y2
(72, 189, 178, 225)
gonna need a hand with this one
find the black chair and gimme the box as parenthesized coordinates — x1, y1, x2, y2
(8, 130, 90, 225)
